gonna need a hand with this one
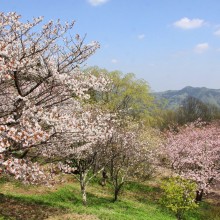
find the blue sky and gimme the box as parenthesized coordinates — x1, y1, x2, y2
(1, 0, 220, 91)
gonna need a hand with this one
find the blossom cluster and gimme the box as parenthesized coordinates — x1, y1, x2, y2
(0, 12, 110, 184)
(162, 121, 220, 192)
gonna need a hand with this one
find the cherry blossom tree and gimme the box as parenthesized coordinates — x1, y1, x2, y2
(161, 121, 220, 201)
(0, 12, 110, 184)
(0, 12, 161, 206)
(46, 107, 116, 205)
(104, 122, 160, 202)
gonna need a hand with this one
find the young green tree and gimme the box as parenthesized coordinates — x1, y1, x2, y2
(161, 176, 198, 220)
(84, 67, 159, 126)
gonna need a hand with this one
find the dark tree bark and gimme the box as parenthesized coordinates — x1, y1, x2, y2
(113, 182, 124, 202)
(195, 189, 204, 202)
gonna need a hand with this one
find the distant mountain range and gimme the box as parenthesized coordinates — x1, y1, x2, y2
(154, 86, 220, 109)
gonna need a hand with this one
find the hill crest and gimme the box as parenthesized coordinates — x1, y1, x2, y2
(154, 86, 220, 109)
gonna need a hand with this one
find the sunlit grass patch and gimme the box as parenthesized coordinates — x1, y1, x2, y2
(0, 176, 219, 220)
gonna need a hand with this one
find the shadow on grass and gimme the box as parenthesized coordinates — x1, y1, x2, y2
(86, 191, 112, 206)
(123, 181, 161, 203)
(189, 200, 220, 220)
(0, 183, 176, 220)
(125, 181, 161, 193)
(0, 185, 113, 219)
(0, 193, 66, 220)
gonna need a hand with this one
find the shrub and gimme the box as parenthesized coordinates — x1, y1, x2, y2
(160, 176, 198, 220)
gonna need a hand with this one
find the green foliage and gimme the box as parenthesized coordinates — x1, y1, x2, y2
(176, 96, 212, 125)
(157, 109, 178, 130)
(84, 66, 159, 126)
(160, 176, 198, 220)
(158, 96, 220, 130)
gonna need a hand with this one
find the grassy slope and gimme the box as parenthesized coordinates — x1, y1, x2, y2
(0, 176, 219, 220)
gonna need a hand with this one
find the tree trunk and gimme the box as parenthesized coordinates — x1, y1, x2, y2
(114, 187, 120, 202)
(81, 184, 87, 206)
(100, 169, 108, 187)
(195, 189, 203, 202)
(80, 171, 87, 206)
(176, 209, 183, 220)
(113, 182, 124, 202)
(176, 212, 182, 220)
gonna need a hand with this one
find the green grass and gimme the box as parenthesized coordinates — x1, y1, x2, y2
(0, 176, 219, 220)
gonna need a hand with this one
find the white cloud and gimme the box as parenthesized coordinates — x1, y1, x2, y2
(173, 17, 205, 29)
(214, 29, 220, 36)
(194, 43, 209, 53)
(111, 59, 118, 64)
(88, 0, 109, 6)
(137, 34, 145, 40)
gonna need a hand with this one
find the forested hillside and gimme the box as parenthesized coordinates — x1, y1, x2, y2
(154, 86, 220, 109)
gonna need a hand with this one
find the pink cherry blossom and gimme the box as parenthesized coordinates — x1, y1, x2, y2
(161, 121, 220, 200)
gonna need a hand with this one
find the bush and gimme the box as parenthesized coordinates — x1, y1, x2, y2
(160, 176, 198, 220)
